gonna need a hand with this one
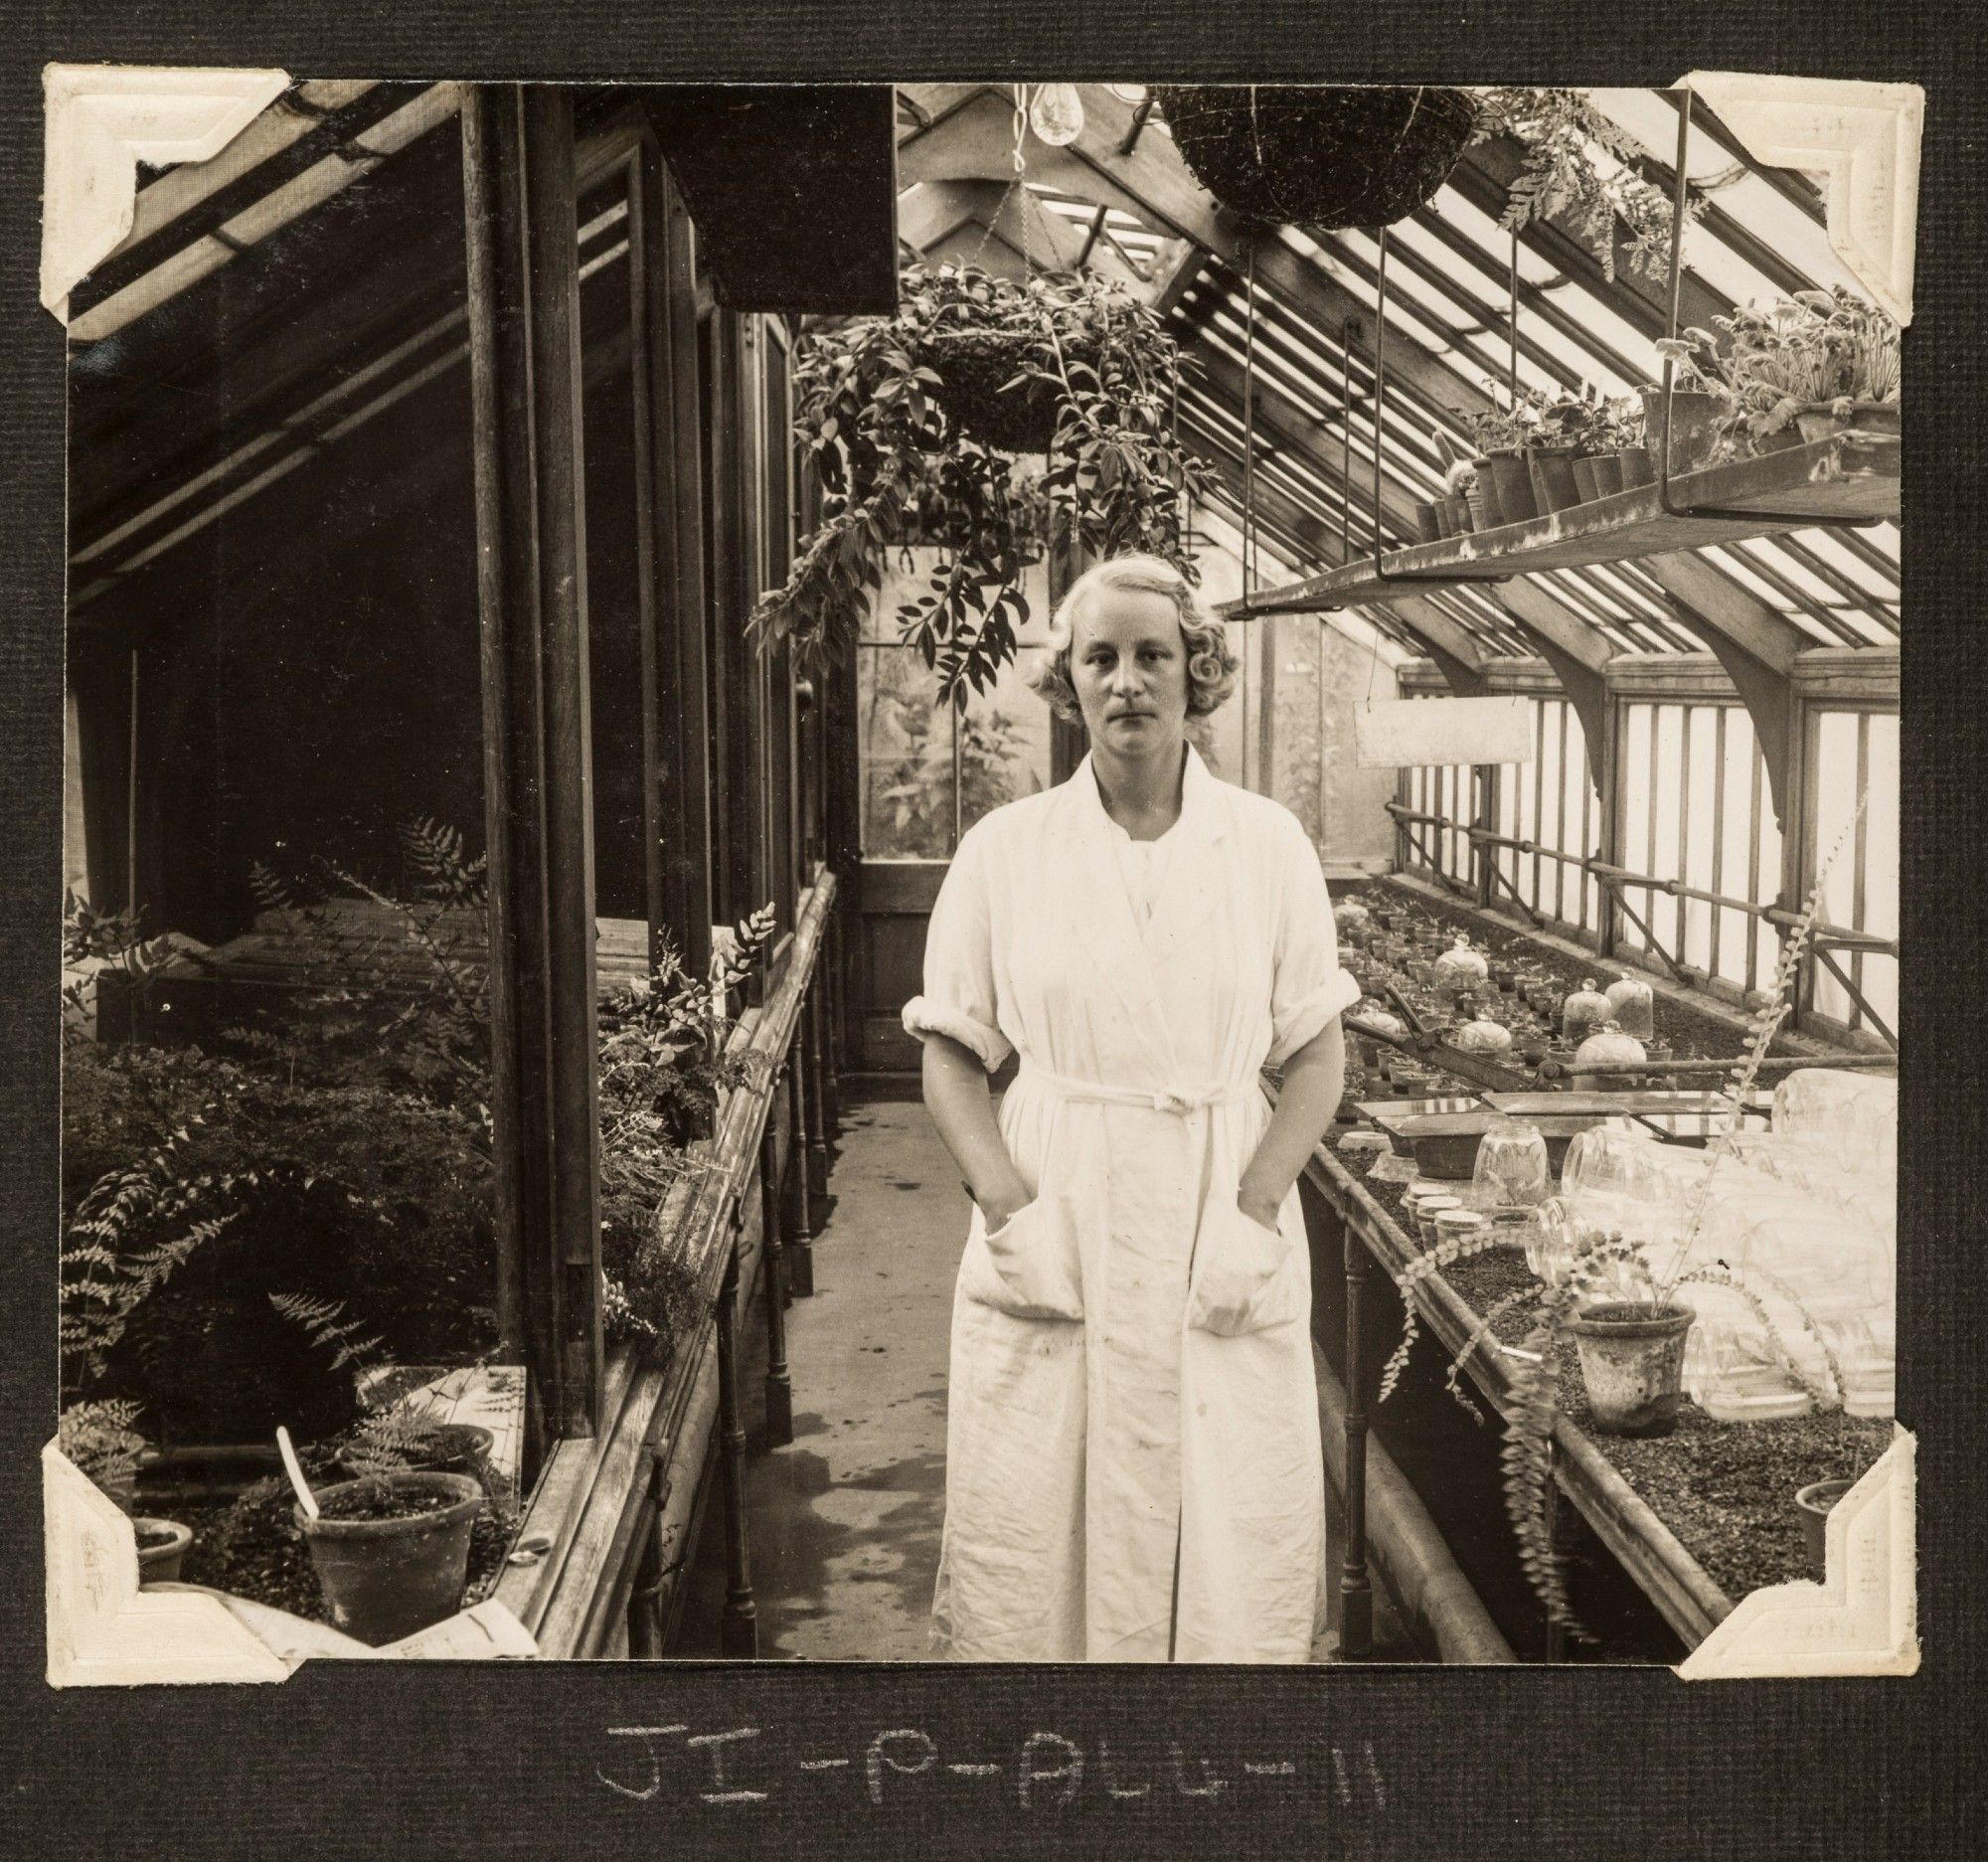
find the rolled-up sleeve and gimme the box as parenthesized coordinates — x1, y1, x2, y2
(902, 824, 1014, 1073)
(1266, 818, 1363, 1067)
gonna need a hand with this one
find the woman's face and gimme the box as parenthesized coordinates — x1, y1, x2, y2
(1069, 587, 1190, 757)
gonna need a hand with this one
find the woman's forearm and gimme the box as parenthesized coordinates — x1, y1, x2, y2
(920, 1034, 1032, 1222)
(1239, 1018, 1347, 1217)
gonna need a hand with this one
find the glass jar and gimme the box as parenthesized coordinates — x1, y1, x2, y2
(1604, 971, 1655, 1041)
(1572, 1019, 1647, 1091)
(1433, 1208, 1489, 1256)
(1452, 1010, 1515, 1056)
(1562, 978, 1611, 1046)
(1472, 1117, 1552, 1209)
(1415, 1194, 1462, 1248)
(1433, 933, 1490, 1010)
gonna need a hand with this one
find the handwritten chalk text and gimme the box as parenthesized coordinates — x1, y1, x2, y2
(595, 1724, 1388, 1813)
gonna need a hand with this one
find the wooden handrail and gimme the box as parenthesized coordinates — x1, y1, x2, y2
(495, 872, 839, 1653)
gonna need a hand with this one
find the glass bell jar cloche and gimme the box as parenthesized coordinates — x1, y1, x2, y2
(1472, 1116, 1552, 1210)
(1561, 977, 1612, 1045)
(1432, 932, 1489, 1009)
(1603, 970, 1656, 1041)
(1451, 998, 1515, 1055)
(1572, 1018, 1648, 1091)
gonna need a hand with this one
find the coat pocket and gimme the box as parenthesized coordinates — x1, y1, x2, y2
(959, 1195, 1085, 1322)
(1185, 1197, 1298, 1337)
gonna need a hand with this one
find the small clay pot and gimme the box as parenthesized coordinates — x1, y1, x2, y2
(1795, 1477, 1855, 1580)
(1566, 1302, 1696, 1436)
(1570, 455, 1607, 503)
(1485, 449, 1538, 523)
(1472, 457, 1504, 527)
(135, 1517, 194, 1587)
(1615, 446, 1655, 489)
(1585, 452, 1624, 496)
(1642, 387, 1724, 474)
(1527, 447, 1582, 514)
(1413, 499, 1442, 544)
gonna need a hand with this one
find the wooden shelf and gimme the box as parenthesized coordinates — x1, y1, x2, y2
(1225, 431, 1900, 615)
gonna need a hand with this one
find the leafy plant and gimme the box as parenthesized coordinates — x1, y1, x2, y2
(1707, 288, 1902, 448)
(750, 261, 1210, 705)
(58, 1398, 150, 1499)
(1472, 88, 1706, 284)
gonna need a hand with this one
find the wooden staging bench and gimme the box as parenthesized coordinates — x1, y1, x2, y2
(1301, 1140, 1736, 1658)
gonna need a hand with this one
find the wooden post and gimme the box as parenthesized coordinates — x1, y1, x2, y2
(1340, 1226, 1376, 1658)
(804, 961, 834, 1222)
(460, 84, 603, 1442)
(758, 1089, 794, 1446)
(716, 1229, 757, 1656)
(783, 1024, 816, 1295)
(635, 140, 714, 986)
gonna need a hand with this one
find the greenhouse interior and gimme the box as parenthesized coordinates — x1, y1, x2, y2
(57, 79, 1902, 1667)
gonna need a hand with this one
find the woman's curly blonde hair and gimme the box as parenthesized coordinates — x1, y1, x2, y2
(1026, 554, 1239, 723)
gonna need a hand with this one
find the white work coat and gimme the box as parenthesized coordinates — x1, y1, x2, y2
(904, 745, 1362, 1662)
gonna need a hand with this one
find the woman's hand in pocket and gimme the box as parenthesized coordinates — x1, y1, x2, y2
(1237, 1190, 1283, 1237)
(978, 1173, 1035, 1238)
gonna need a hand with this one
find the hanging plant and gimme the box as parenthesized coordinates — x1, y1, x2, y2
(1153, 85, 1478, 231)
(1471, 88, 1706, 284)
(750, 261, 1210, 704)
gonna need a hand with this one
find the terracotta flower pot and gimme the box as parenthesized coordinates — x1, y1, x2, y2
(1585, 452, 1624, 496)
(1472, 457, 1504, 527)
(1526, 447, 1582, 514)
(1641, 387, 1724, 474)
(135, 1517, 194, 1586)
(1567, 1302, 1696, 1437)
(1570, 455, 1606, 503)
(1616, 446, 1655, 489)
(1432, 498, 1457, 539)
(1447, 494, 1474, 534)
(298, 1471, 484, 1646)
(1413, 499, 1442, 544)
(1795, 1477, 1854, 1580)
(1464, 483, 1486, 531)
(1484, 449, 1538, 523)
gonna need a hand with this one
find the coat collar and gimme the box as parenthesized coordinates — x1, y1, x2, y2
(1050, 741, 1230, 1079)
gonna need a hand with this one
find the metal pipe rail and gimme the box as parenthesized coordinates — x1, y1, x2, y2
(1395, 802, 1898, 958)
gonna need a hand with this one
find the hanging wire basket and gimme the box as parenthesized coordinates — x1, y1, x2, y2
(1152, 85, 1479, 231)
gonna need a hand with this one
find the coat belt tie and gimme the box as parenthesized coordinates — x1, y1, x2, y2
(1015, 1063, 1257, 1116)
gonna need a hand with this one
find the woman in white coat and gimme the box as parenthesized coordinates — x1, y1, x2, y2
(903, 553, 1362, 1663)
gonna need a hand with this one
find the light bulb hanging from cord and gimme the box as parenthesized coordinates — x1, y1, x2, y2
(1028, 84, 1085, 147)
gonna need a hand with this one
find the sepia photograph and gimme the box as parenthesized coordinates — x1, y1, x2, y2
(49, 74, 1908, 1676)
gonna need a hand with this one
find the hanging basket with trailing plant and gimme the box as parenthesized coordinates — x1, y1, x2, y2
(749, 262, 1210, 703)
(1152, 85, 1479, 231)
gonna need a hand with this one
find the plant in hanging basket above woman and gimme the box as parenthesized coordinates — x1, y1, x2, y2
(750, 263, 1208, 706)
(905, 553, 1363, 1663)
